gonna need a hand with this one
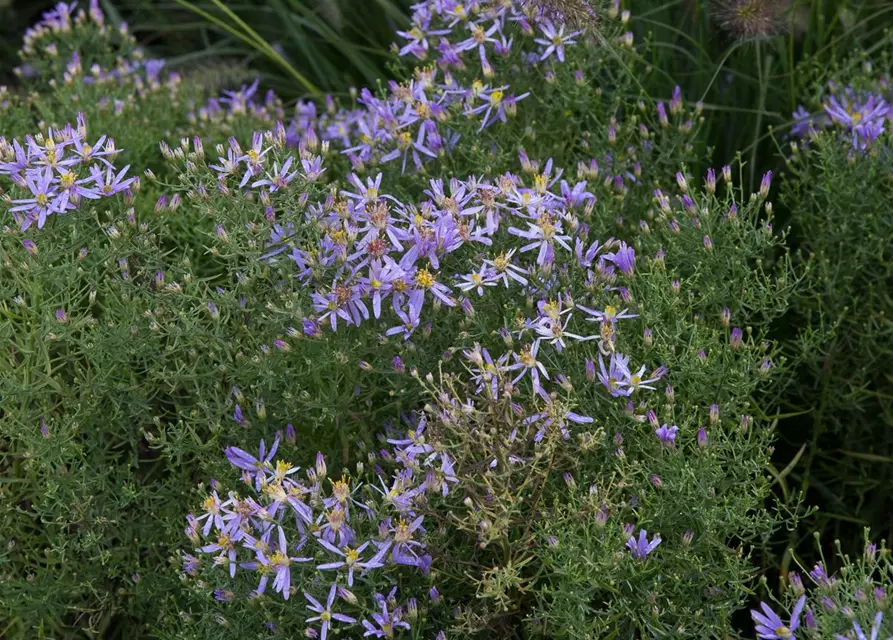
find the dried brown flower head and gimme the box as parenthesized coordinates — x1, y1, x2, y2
(711, 0, 792, 40)
(521, 0, 600, 30)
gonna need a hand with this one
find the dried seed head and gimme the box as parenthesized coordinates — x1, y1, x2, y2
(711, 0, 791, 40)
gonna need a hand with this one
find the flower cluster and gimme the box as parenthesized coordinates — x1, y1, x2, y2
(280, 152, 665, 404)
(185, 411, 464, 636)
(266, 0, 622, 173)
(792, 82, 893, 150)
(0, 114, 134, 231)
(753, 540, 893, 640)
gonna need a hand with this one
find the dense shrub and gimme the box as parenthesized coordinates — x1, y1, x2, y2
(0, 1, 892, 639)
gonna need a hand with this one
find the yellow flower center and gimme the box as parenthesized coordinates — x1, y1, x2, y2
(345, 548, 360, 564)
(489, 90, 504, 107)
(394, 518, 413, 543)
(518, 346, 536, 368)
(246, 149, 259, 163)
(415, 269, 435, 289)
(274, 460, 292, 481)
(60, 171, 76, 188)
(35, 193, 49, 206)
(331, 475, 350, 502)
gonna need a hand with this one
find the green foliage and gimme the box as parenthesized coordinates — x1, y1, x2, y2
(1, 0, 893, 638)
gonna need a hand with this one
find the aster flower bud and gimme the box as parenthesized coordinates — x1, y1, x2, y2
(40, 418, 50, 438)
(730, 328, 743, 349)
(703, 235, 713, 251)
(429, 586, 440, 604)
(285, 423, 296, 445)
(650, 475, 663, 489)
(682, 530, 694, 545)
(671, 279, 680, 293)
(643, 327, 653, 347)
(865, 542, 877, 562)
(314, 452, 327, 479)
(705, 168, 716, 193)
(721, 307, 730, 327)
(676, 172, 688, 193)
(22, 239, 37, 255)
(55, 308, 68, 324)
(563, 472, 576, 490)
(664, 386, 675, 404)
(647, 410, 659, 427)
(657, 102, 669, 128)
(255, 397, 266, 421)
(759, 170, 772, 198)
(789, 572, 805, 595)
(722, 165, 732, 184)
(709, 404, 720, 425)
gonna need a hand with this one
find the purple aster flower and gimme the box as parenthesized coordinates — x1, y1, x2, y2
(316, 539, 384, 586)
(605, 241, 636, 275)
(482, 249, 528, 286)
(388, 515, 428, 569)
(9, 167, 60, 230)
(508, 213, 572, 267)
(506, 343, 550, 398)
(251, 156, 298, 192)
(597, 352, 632, 397)
(225, 435, 280, 490)
(626, 529, 661, 560)
(655, 424, 678, 446)
(823, 94, 890, 149)
(237, 132, 271, 187)
(456, 265, 498, 296)
(91, 163, 134, 197)
(751, 596, 806, 640)
(305, 583, 357, 639)
(534, 19, 582, 63)
(385, 304, 421, 340)
(362, 591, 412, 638)
(578, 303, 638, 324)
(834, 612, 884, 640)
(809, 561, 836, 588)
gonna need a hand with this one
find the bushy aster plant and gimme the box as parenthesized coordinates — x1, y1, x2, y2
(5, 0, 891, 638)
(777, 52, 893, 562)
(753, 535, 893, 640)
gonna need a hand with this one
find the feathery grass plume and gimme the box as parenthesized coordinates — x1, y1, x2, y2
(710, 0, 791, 40)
